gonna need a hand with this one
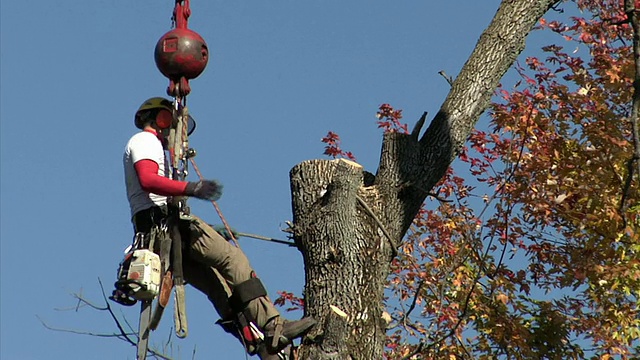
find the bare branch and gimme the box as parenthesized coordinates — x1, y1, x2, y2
(96, 278, 138, 347)
(39, 279, 175, 360)
(438, 70, 454, 87)
(37, 315, 135, 339)
(411, 112, 428, 139)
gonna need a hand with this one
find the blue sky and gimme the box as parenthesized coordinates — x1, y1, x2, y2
(0, 1, 573, 359)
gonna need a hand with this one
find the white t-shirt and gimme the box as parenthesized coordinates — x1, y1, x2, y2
(123, 131, 168, 217)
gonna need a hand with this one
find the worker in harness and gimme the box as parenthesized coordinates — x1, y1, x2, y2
(116, 97, 316, 359)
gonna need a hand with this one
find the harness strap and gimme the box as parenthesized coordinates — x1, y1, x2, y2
(229, 277, 267, 313)
(133, 206, 169, 234)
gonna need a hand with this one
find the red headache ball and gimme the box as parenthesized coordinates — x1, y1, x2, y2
(155, 28, 209, 80)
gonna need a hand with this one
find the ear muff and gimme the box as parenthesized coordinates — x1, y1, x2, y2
(155, 109, 174, 129)
(135, 97, 174, 129)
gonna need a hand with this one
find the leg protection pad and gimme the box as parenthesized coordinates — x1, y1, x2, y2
(229, 277, 267, 313)
(218, 276, 269, 355)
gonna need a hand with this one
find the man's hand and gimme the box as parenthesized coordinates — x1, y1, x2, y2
(185, 179, 223, 201)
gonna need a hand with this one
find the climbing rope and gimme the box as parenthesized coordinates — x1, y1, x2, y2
(190, 158, 297, 248)
(189, 157, 242, 248)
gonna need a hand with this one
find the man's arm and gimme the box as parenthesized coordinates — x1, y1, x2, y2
(135, 159, 223, 201)
(135, 159, 188, 196)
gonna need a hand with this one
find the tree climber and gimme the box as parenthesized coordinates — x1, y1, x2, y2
(115, 97, 316, 359)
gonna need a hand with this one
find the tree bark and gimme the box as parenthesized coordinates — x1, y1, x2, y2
(290, 1, 559, 358)
(290, 159, 391, 359)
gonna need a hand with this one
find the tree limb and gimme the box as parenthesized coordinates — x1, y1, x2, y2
(620, 0, 640, 215)
(39, 279, 175, 360)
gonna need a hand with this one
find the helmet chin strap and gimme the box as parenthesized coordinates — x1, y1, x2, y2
(142, 124, 168, 147)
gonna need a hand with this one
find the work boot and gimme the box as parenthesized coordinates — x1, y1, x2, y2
(263, 316, 317, 353)
(256, 343, 292, 360)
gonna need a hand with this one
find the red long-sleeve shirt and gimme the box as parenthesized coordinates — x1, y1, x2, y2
(134, 159, 188, 196)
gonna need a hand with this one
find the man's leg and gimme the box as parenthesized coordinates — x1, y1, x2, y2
(184, 253, 297, 359)
(182, 256, 233, 319)
(186, 215, 279, 326)
(185, 215, 315, 354)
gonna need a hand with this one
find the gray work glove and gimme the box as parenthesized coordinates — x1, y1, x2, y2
(185, 179, 223, 201)
(213, 224, 240, 241)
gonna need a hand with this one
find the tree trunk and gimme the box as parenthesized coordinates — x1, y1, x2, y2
(290, 159, 392, 359)
(290, 1, 558, 358)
